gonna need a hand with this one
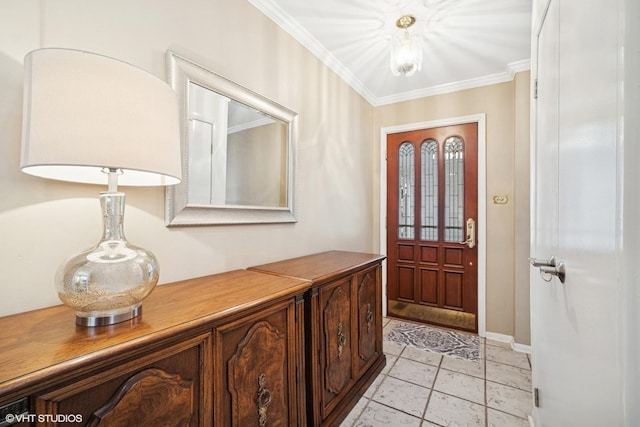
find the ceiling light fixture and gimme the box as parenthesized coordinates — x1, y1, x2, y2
(390, 15, 423, 77)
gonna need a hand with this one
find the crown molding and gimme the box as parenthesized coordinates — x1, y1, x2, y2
(249, 0, 531, 107)
(249, 0, 378, 105)
(374, 59, 532, 106)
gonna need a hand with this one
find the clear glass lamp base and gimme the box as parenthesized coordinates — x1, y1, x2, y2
(57, 192, 159, 327)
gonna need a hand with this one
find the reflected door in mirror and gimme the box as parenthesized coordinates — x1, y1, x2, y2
(188, 82, 228, 205)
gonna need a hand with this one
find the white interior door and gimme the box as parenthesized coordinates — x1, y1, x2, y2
(531, 0, 624, 425)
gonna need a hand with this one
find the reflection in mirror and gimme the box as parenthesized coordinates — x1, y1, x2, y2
(165, 51, 297, 226)
(187, 83, 288, 208)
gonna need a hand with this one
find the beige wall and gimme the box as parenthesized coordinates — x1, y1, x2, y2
(0, 0, 531, 344)
(0, 0, 376, 317)
(514, 71, 531, 345)
(373, 73, 531, 343)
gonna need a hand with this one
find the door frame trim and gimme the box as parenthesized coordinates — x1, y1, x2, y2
(379, 114, 487, 337)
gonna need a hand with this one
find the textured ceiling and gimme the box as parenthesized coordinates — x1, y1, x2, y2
(250, 0, 532, 106)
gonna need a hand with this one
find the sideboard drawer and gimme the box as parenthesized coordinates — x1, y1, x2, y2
(34, 333, 211, 426)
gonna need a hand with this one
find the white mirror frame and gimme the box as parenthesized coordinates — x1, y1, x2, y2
(165, 51, 297, 226)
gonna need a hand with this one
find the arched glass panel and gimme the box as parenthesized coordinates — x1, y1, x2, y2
(444, 136, 464, 242)
(420, 139, 438, 241)
(398, 142, 415, 239)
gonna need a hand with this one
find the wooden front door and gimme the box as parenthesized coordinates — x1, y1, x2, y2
(386, 123, 478, 332)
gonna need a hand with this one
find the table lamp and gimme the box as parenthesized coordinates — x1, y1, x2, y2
(20, 48, 182, 326)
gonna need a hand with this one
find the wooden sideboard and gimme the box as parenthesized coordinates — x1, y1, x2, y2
(249, 251, 386, 427)
(0, 251, 384, 426)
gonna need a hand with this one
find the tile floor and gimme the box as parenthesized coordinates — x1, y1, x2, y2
(341, 318, 533, 427)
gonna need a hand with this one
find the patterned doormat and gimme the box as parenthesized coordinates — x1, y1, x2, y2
(385, 321, 481, 361)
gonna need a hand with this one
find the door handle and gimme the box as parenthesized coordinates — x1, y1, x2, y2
(530, 256, 566, 283)
(529, 256, 556, 268)
(458, 218, 476, 248)
(540, 262, 566, 283)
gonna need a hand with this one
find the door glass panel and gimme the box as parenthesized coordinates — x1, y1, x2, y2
(421, 139, 438, 241)
(444, 136, 464, 242)
(398, 142, 415, 239)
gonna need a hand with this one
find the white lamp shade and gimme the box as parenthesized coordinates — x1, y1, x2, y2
(21, 48, 182, 186)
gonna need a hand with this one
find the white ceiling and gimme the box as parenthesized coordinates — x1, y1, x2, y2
(249, 0, 532, 106)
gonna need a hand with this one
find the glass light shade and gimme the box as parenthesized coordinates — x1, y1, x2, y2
(390, 29, 423, 77)
(57, 193, 158, 326)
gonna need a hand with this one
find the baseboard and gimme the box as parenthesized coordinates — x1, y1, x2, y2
(485, 332, 532, 354)
(485, 331, 514, 345)
(513, 342, 532, 354)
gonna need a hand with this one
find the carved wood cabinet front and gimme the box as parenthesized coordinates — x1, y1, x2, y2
(34, 334, 209, 426)
(0, 251, 383, 427)
(214, 298, 299, 426)
(249, 251, 386, 426)
(319, 277, 354, 419)
(356, 266, 382, 376)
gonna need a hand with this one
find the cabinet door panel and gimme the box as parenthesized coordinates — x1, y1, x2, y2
(35, 334, 210, 427)
(357, 266, 381, 374)
(319, 278, 354, 416)
(215, 300, 297, 426)
(87, 368, 193, 426)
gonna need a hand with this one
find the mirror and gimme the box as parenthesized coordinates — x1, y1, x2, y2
(165, 51, 297, 226)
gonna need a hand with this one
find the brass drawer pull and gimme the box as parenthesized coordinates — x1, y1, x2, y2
(257, 373, 272, 426)
(365, 303, 374, 333)
(337, 322, 347, 359)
